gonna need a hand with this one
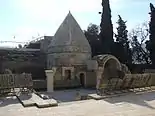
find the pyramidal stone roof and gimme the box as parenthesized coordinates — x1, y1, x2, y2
(48, 11, 91, 54)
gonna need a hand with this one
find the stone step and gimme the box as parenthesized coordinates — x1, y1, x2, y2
(88, 88, 155, 100)
(88, 93, 127, 100)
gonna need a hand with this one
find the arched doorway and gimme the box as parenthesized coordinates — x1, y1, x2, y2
(103, 58, 121, 82)
(94, 55, 122, 87)
(79, 73, 85, 87)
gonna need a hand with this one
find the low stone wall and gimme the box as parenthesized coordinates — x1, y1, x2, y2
(85, 71, 96, 88)
(54, 79, 81, 89)
(100, 73, 155, 92)
(0, 73, 33, 89)
(33, 73, 155, 90)
(143, 69, 155, 85)
(33, 79, 81, 90)
(125, 73, 155, 86)
(33, 80, 47, 89)
(150, 73, 155, 85)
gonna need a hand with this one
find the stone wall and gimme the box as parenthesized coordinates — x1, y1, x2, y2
(2, 61, 46, 80)
(0, 73, 33, 89)
(144, 69, 155, 85)
(53, 66, 85, 88)
(40, 36, 53, 53)
(105, 73, 155, 90)
(47, 53, 91, 67)
(33, 80, 47, 89)
(85, 71, 96, 88)
(33, 65, 89, 89)
(54, 68, 62, 81)
(54, 80, 80, 89)
(150, 73, 155, 85)
(0, 48, 46, 79)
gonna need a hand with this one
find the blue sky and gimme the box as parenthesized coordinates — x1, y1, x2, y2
(0, 0, 155, 47)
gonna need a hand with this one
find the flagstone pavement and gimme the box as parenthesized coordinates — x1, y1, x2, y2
(0, 91, 155, 116)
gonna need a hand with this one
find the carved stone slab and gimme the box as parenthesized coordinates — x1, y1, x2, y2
(17, 93, 58, 108)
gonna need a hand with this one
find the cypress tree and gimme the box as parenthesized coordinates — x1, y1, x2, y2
(100, 0, 114, 54)
(147, 3, 155, 66)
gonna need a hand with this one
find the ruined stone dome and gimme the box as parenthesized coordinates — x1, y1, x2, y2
(47, 12, 91, 66)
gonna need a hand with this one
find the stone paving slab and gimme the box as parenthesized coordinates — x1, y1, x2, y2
(17, 93, 58, 108)
(88, 93, 122, 100)
(17, 94, 36, 107)
(39, 89, 96, 103)
(89, 88, 155, 100)
(0, 91, 155, 116)
(88, 91, 131, 100)
(0, 96, 22, 109)
(32, 93, 57, 108)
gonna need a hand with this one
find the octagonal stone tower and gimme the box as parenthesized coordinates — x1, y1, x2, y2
(47, 12, 91, 67)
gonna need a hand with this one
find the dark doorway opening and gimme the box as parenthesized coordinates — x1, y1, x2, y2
(65, 70, 71, 80)
(79, 73, 85, 87)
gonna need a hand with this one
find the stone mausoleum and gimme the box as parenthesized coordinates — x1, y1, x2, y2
(0, 11, 130, 92)
(44, 12, 130, 92)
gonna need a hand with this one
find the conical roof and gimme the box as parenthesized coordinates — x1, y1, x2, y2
(47, 12, 91, 66)
(48, 11, 91, 53)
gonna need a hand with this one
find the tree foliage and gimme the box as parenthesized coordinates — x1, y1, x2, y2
(100, 0, 114, 54)
(146, 3, 155, 66)
(18, 44, 22, 49)
(84, 24, 102, 56)
(129, 22, 150, 64)
(113, 15, 132, 65)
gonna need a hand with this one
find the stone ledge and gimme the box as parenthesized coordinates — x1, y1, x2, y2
(88, 87, 155, 100)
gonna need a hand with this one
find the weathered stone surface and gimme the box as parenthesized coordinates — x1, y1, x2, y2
(1, 91, 155, 116)
(48, 12, 91, 53)
(17, 93, 58, 108)
(88, 93, 125, 100)
(31, 93, 57, 108)
(17, 94, 36, 107)
(45, 69, 56, 92)
(93, 55, 121, 69)
(40, 36, 53, 53)
(47, 12, 91, 67)
(86, 60, 98, 70)
(0, 74, 33, 95)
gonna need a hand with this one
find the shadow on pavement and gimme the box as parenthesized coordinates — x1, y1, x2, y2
(40, 88, 96, 103)
(104, 91, 155, 109)
(0, 94, 32, 107)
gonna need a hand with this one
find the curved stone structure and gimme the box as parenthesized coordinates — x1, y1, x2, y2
(93, 55, 122, 89)
(45, 12, 129, 89)
(4, 69, 12, 74)
(93, 55, 122, 71)
(121, 64, 131, 74)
